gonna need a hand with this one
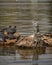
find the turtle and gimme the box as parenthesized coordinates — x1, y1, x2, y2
(0, 32, 6, 42)
(7, 34, 16, 40)
(6, 26, 16, 34)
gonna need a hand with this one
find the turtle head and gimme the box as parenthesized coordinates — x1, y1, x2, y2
(9, 26, 12, 28)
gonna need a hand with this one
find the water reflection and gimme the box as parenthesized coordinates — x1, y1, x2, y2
(16, 47, 45, 59)
(46, 47, 52, 54)
(0, 45, 16, 56)
(0, 46, 45, 65)
(0, 46, 52, 65)
(0, 46, 45, 58)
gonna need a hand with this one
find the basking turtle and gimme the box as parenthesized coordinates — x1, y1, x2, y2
(0, 26, 9, 32)
(7, 34, 16, 40)
(0, 26, 11, 35)
(0, 32, 6, 42)
(6, 26, 16, 34)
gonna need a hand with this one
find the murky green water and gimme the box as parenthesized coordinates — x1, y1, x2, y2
(0, 0, 52, 65)
(0, 0, 52, 34)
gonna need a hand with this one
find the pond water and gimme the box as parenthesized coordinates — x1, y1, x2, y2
(0, 46, 52, 65)
(0, 0, 52, 35)
(0, 0, 52, 65)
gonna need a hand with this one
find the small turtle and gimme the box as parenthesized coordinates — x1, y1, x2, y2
(6, 26, 16, 34)
(0, 26, 9, 32)
(0, 26, 12, 35)
(0, 32, 6, 42)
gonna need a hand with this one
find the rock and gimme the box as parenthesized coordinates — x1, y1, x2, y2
(5, 39, 17, 45)
(41, 34, 52, 46)
(16, 34, 37, 47)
